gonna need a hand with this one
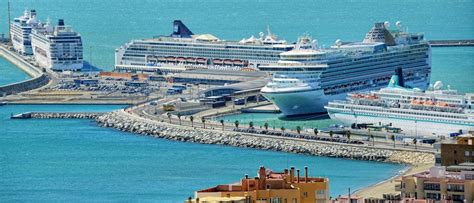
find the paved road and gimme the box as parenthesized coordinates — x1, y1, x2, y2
(129, 101, 436, 153)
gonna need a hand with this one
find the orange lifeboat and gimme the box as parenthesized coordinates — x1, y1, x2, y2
(411, 100, 422, 105)
(437, 102, 449, 107)
(424, 101, 435, 106)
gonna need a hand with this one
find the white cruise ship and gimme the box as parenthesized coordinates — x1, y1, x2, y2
(324, 75, 474, 137)
(115, 20, 298, 73)
(10, 9, 40, 55)
(30, 18, 83, 71)
(261, 22, 431, 117)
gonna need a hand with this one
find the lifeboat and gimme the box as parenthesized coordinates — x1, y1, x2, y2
(223, 59, 233, 65)
(186, 57, 196, 63)
(165, 56, 176, 62)
(177, 57, 186, 63)
(437, 102, 449, 107)
(157, 57, 167, 62)
(411, 100, 422, 105)
(196, 58, 207, 64)
(233, 59, 244, 66)
(424, 101, 435, 106)
(213, 58, 223, 64)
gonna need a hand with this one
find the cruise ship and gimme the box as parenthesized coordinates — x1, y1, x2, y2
(261, 22, 431, 117)
(30, 18, 83, 71)
(114, 20, 299, 73)
(10, 9, 40, 55)
(324, 75, 474, 137)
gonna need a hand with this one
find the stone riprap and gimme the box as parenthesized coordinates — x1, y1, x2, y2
(96, 110, 434, 165)
(30, 112, 105, 119)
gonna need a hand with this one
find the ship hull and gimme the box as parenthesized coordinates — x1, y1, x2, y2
(326, 110, 474, 137)
(262, 80, 429, 117)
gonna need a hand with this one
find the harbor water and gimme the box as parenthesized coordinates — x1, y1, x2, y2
(0, 105, 404, 201)
(0, 0, 473, 201)
(0, 57, 30, 86)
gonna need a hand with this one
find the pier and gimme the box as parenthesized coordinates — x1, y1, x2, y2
(0, 44, 50, 97)
(428, 40, 474, 47)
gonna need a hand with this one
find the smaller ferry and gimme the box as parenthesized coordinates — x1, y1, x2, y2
(324, 72, 474, 137)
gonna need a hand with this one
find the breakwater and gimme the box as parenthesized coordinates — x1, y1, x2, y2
(12, 112, 106, 119)
(95, 110, 434, 165)
(0, 74, 49, 97)
(428, 40, 474, 47)
(0, 44, 50, 96)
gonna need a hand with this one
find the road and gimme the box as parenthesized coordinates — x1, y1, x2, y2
(129, 99, 436, 153)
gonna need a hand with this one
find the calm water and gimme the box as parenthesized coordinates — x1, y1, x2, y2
(0, 58, 30, 86)
(0, 105, 405, 201)
(0, 0, 473, 201)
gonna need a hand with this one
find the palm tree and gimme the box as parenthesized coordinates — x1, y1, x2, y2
(166, 112, 172, 123)
(370, 134, 375, 146)
(390, 134, 396, 148)
(177, 112, 182, 126)
(313, 128, 318, 137)
(201, 117, 206, 129)
(234, 120, 239, 129)
(249, 121, 254, 129)
(280, 127, 286, 135)
(264, 122, 269, 131)
(413, 138, 417, 150)
(346, 130, 351, 142)
(329, 130, 334, 139)
(220, 119, 225, 131)
(296, 126, 302, 135)
(189, 115, 194, 127)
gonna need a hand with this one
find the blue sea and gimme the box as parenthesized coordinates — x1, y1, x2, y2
(0, 0, 473, 201)
(0, 105, 404, 201)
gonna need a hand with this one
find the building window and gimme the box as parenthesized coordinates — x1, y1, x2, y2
(447, 184, 464, 192)
(466, 151, 470, 157)
(426, 193, 441, 200)
(423, 183, 440, 191)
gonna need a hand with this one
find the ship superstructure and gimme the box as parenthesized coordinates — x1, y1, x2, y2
(114, 20, 296, 73)
(325, 75, 474, 137)
(30, 18, 83, 71)
(261, 22, 431, 117)
(10, 9, 40, 55)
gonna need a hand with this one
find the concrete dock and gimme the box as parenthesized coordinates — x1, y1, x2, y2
(428, 39, 474, 47)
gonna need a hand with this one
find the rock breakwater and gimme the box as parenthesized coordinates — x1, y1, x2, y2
(96, 111, 434, 165)
(30, 112, 105, 119)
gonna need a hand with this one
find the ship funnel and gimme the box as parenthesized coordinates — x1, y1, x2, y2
(388, 75, 400, 88)
(170, 20, 194, 38)
(58, 19, 65, 26)
(395, 67, 405, 87)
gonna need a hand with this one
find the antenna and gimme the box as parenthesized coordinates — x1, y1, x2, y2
(7, 0, 11, 44)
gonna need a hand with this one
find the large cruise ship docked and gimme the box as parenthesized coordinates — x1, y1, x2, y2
(261, 22, 431, 117)
(10, 9, 40, 55)
(324, 75, 474, 137)
(30, 18, 83, 71)
(115, 20, 298, 73)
